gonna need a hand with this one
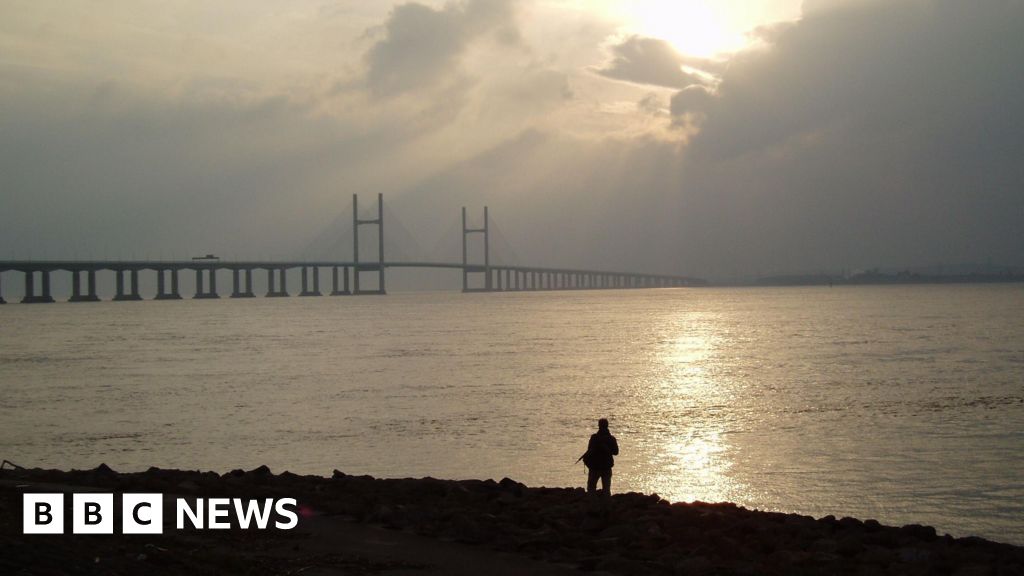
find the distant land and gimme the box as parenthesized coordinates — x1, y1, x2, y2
(718, 263, 1024, 287)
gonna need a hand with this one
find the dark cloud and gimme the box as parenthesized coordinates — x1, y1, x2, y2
(364, 0, 517, 97)
(669, 85, 714, 117)
(667, 0, 1024, 273)
(596, 35, 709, 89)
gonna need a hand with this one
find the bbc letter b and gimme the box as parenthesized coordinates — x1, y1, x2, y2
(23, 494, 64, 534)
(73, 493, 114, 534)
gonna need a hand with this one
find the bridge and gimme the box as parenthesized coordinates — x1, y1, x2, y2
(0, 195, 704, 303)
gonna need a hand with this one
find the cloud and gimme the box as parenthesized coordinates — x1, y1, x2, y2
(2, 0, 1022, 280)
(595, 36, 708, 89)
(364, 0, 518, 97)
(664, 0, 1024, 273)
(669, 85, 714, 117)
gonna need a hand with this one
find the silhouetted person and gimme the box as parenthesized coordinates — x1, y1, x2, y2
(583, 418, 619, 494)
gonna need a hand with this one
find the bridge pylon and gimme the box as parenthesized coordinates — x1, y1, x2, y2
(462, 206, 490, 292)
(353, 193, 385, 295)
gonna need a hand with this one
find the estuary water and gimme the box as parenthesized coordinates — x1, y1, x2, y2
(1, 284, 1022, 544)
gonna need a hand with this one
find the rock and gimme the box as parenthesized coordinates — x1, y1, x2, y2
(176, 480, 199, 492)
(901, 523, 938, 542)
(953, 565, 993, 576)
(839, 516, 863, 529)
(452, 515, 483, 544)
(674, 555, 712, 575)
(898, 547, 931, 563)
(94, 463, 117, 476)
(498, 477, 526, 497)
(598, 523, 640, 542)
(836, 534, 865, 557)
(860, 545, 896, 566)
(810, 537, 839, 555)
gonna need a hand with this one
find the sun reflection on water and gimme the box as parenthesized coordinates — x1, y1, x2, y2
(629, 312, 751, 505)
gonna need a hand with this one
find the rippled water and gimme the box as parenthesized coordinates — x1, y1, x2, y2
(1, 284, 1022, 543)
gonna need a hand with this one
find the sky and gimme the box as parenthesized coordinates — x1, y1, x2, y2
(1, 0, 1021, 280)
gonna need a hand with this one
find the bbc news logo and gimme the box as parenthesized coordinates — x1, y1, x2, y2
(23, 493, 298, 534)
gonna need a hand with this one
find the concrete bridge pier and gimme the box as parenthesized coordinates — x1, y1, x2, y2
(300, 266, 321, 296)
(69, 270, 100, 302)
(267, 268, 288, 297)
(193, 268, 219, 299)
(22, 270, 56, 303)
(113, 269, 142, 301)
(231, 269, 255, 298)
(330, 266, 351, 296)
(155, 269, 182, 300)
(0, 271, 5, 303)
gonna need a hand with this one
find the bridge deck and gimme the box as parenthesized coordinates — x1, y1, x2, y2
(0, 260, 701, 282)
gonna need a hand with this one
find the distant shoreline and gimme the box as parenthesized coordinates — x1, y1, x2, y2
(4, 465, 1022, 575)
(713, 272, 1024, 287)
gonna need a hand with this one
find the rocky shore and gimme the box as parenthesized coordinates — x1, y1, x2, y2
(3, 465, 1022, 575)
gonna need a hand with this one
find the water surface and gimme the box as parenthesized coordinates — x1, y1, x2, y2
(1, 284, 1022, 543)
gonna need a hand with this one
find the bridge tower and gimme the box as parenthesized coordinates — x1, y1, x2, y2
(353, 193, 385, 295)
(462, 206, 490, 292)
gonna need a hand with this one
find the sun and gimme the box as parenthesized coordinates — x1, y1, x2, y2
(618, 0, 748, 59)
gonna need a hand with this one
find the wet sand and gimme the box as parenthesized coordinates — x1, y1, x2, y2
(3, 465, 1022, 575)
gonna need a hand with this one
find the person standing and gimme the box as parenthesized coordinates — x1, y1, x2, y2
(583, 418, 619, 494)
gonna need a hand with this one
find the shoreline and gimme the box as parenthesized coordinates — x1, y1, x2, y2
(3, 464, 1023, 575)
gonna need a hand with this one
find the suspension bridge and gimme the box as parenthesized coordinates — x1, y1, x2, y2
(0, 195, 705, 303)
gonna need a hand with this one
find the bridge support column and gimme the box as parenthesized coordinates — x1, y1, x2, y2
(194, 269, 219, 299)
(330, 266, 351, 296)
(156, 269, 182, 300)
(266, 269, 276, 297)
(113, 269, 140, 300)
(230, 269, 255, 298)
(266, 268, 288, 297)
(300, 266, 321, 296)
(89, 270, 99, 300)
(0, 271, 5, 304)
(22, 271, 55, 303)
(130, 270, 141, 299)
(69, 270, 100, 302)
(42, 271, 52, 301)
